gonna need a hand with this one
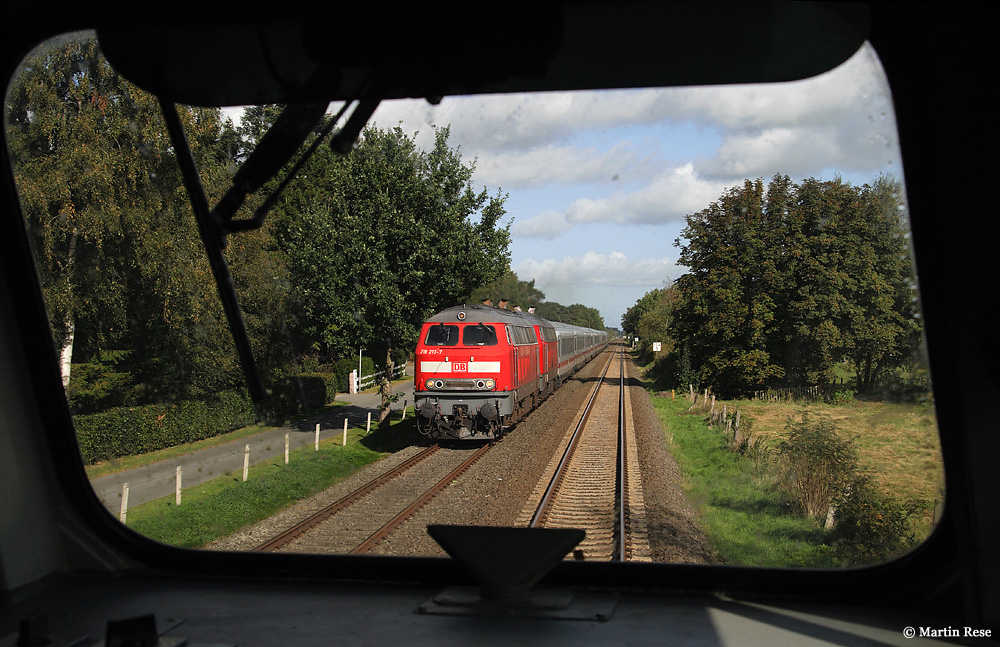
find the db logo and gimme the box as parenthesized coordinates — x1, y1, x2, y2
(453, 362, 468, 372)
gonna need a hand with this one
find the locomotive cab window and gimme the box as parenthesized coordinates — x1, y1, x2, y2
(5, 29, 943, 571)
(462, 324, 498, 346)
(425, 324, 459, 346)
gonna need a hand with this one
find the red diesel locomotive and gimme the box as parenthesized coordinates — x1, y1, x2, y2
(414, 304, 608, 440)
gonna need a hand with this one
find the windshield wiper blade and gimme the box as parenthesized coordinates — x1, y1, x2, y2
(158, 97, 379, 406)
(159, 97, 267, 402)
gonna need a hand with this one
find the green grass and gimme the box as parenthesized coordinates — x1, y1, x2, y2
(652, 396, 835, 567)
(123, 412, 420, 548)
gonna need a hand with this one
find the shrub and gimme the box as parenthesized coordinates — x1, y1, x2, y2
(827, 474, 924, 566)
(831, 389, 856, 406)
(776, 411, 858, 518)
(74, 371, 338, 464)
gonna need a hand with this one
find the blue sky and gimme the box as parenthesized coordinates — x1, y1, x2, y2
(361, 43, 903, 329)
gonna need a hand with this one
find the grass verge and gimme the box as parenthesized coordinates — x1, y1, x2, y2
(649, 385, 943, 568)
(652, 396, 834, 567)
(123, 413, 419, 548)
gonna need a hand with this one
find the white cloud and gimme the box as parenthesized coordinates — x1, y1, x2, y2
(514, 252, 684, 323)
(512, 163, 727, 238)
(473, 141, 654, 189)
(515, 252, 680, 288)
(363, 43, 900, 324)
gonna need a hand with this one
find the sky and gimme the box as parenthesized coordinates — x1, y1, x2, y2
(348, 42, 903, 329)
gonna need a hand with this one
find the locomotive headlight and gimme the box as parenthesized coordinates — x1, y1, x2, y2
(486, 379, 495, 389)
(425, 378, 435, 390)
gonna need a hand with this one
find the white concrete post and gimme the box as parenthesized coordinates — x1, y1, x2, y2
(119, 483, 129, 523)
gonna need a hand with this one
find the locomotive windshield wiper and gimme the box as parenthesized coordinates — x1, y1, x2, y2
(159, 96, 379, 405)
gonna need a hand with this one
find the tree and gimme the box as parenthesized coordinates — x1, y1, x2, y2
(621, 285, 678, 362)
(670, 178, 785, 395)
(271, 124, 510, 426)
(837, 176, 919, 393)
(662, 174, 920, 397)
(468, 269, 546, 309)
(7, 34, 282, 404)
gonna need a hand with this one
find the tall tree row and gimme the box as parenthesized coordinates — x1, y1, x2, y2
(622, 174, 920, 397)
(6, 34, 511, 422)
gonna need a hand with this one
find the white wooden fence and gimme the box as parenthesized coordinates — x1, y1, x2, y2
(349, 363, 408, 394)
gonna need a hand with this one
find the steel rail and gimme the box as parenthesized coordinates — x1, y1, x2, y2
(528, 347, 616, 528)
(252, 444, 442, 552)
(615, 344, 626, 561)
(350, 443, 491, 554)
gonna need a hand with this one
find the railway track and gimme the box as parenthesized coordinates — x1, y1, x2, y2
(250, 343, 646, 560)
(252, 442, 489, 555)
(518, 343, 651, 561)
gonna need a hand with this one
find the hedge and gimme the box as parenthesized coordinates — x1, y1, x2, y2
(74, 372, 337, 464)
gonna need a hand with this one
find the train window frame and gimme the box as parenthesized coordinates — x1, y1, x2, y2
(0, 17, 968, 612)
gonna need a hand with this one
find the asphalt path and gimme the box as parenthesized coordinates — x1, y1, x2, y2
(90, 378, 415, 515)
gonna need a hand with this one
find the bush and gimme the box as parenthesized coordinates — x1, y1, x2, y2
(776, 411, 858, 518)
(261, 373, 332, 420)
(831, 389, 856, 406)
(827, 474, 924, 566)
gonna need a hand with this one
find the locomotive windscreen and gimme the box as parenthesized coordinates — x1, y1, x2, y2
(6, 30, 942, 571)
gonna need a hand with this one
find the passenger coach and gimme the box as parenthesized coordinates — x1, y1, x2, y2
(414, 304, 607, 440)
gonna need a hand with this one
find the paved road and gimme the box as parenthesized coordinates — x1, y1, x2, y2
(90, 378, 415, 515)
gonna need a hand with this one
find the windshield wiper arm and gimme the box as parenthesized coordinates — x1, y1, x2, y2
(158, 97, 378, 405)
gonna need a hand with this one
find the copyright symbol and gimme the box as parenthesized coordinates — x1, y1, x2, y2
(904, 627, 916, 639)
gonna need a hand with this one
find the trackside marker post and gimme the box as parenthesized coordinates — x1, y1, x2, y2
(343, 418, 348, 445)
(285, 433, 289, 464)
(315, 423, 320, 451)
(366, 412, 371, 435)
(176, 465, 182, 505)
(243, 444, 250, 481)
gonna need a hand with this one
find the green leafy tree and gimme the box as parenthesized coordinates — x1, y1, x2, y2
(621, 285, 678, 361)
(271, 124, 510, 426)
(7, 34, 283, 405)
(469, 269, 546, 309)
(837, 176, 920, 393)
(670, 178, 785, 395)
(664, 174, 919, 397)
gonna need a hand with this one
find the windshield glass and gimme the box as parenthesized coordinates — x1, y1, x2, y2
(462, 324, 498, 346)
(6, 31, 942, 569)
(425, 325, 459, 347)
